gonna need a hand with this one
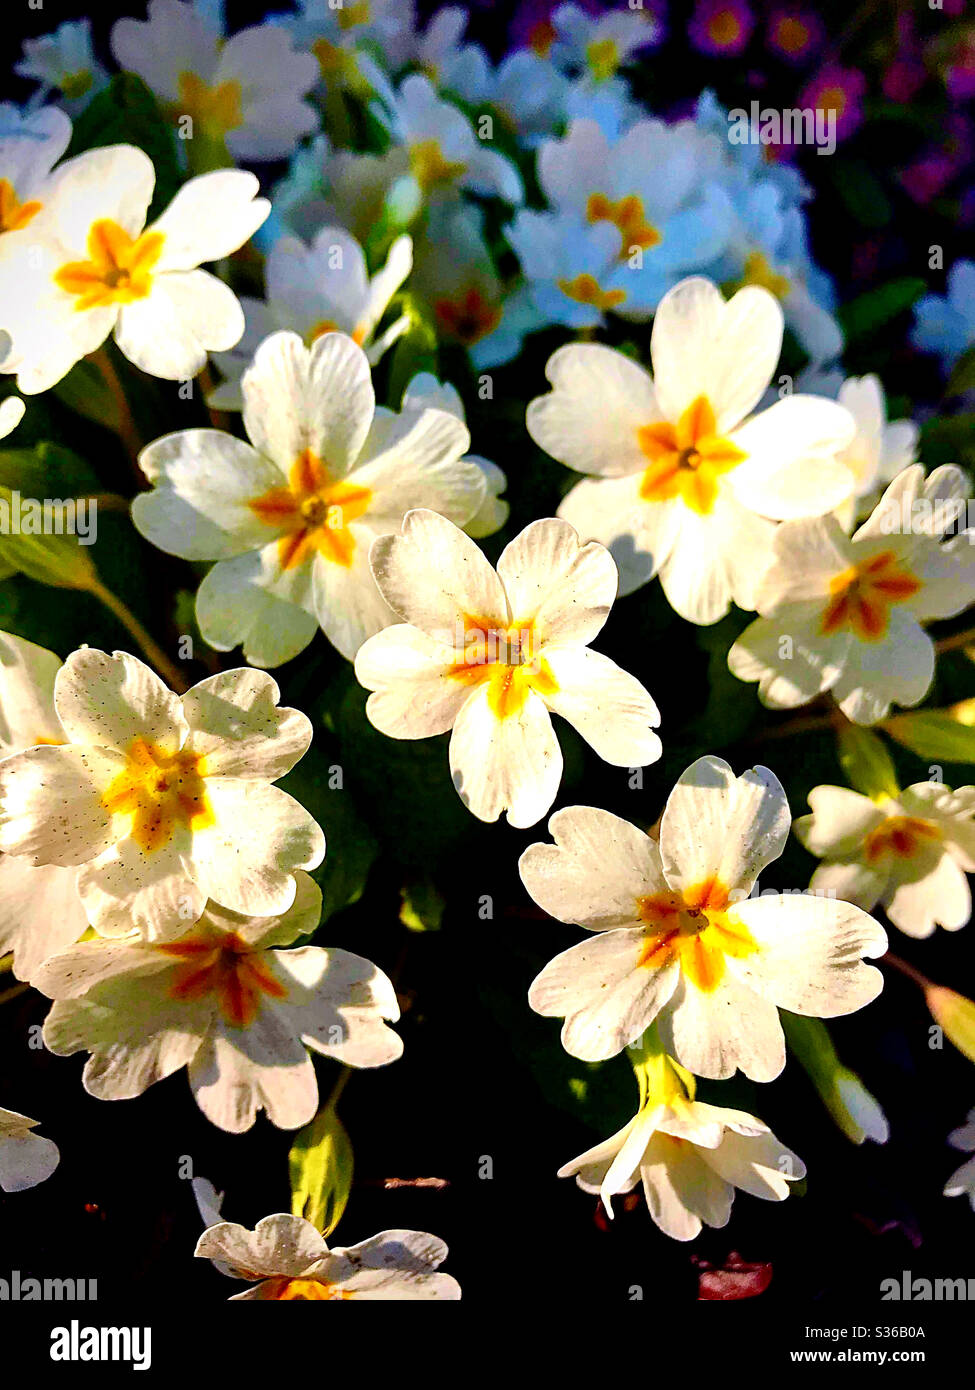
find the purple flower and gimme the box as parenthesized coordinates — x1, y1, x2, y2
(798, 64, 867, 144)
(688, 0, 754, 57)
(765, 8, 822, 65)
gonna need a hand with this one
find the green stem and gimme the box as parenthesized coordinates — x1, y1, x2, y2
(91, 346, 143, 470)
(88, 578, 188, 693)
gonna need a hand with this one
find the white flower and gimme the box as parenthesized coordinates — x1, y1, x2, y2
(286, 0, 413, 98)
(560, 1083, 804, 1241)
(531, 118, 733, 311)
(15, 20, 108, 110)
(207, 227, 413, 410)
(374, 74, 523, 205)
(508, 208, 649, 329)
(482, 51, 568, 146)
(35, 874, 401, 1133)
(0, 1108, 59, 1193)
(401, 371, 507, 537)
(944, 1107, 975, 1212)
(551, 3, 660, 81)
(412, 199, 541, 368)
(0, 395, 24, 440)
(0, 103, 72, 251)
(527, 276, 857, 622)
(833, 1072, 889, 1145)
(795, 780, 975, 938)
(728, 464, 975, 724)
(355, 510, 661, 828)
(196, 1214, 460, 1299)
(0, 631, 89, 981)
(133, 331, 485, 666)
(110, 0, 318, 161)
(801, 374, 918, 526)
(520, 756, 887, 1078)
(0, 649, 324, 941)
(0, 145, 269, 393)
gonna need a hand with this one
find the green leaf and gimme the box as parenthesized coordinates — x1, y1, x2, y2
(52, 358, 121, 434)
(836, 724, 900, 799)
(838, 278, 926, 345)
(883, 709, 975, 762)
(386, 296, 439, 408)
(67, 74, 182, 218)
(945, 344, 975, 398)
(399, 875, 445, 932)
(827, 160, 892, 230)
(0, 484, 97, 589)
(288, 1105, 354, 1236)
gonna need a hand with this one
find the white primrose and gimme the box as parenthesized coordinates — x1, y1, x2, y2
(196, 1213, 460, 1300)
(728, 464, 975, 725)
(559, 1054, 804, 1241)
(0, 103, 72, 255)
(520, 756, 887, 1079)
(0, 631, 89, 981)
(374, 74, 523, 206)
(15, 20, 108, 110)
(354, 510, 662, 829)
(35, 874, 401, 1134)
(0, 144, 269, 393)
(134, 330, 486, 666)
(944, 1107, 975, 1212)
(207, 227, 413, 410)
(795, 780, 975, 939)
(0, 649, 324, 941)
(527, 276, 858, 623)
(0, 1108, 60, 1193)
(110, 0, 319, 161)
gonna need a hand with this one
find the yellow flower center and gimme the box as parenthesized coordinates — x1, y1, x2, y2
(409, 139, 466, 190)
(586, 37, 620, 82)
(636, 878, 757, 993)
(53, 219, 165, 311)
(737, 250, 791, 300)
(0, 178, 43, 234)
(816, 86, 847, 118)
(174, 70, 244, 134)
(556, 273, 626, 312)
(60, 69, 94, 100)
(637, 395, 746, 515)
(863, 814, 942, 863)
(161, 929, 288, 1028)
(249, 448, 372, 570)
(586, 192, 661, 257)
(304, 319, 366, 348)
(337, 0, 371, 29)
(101, 737, 213, 854)
(448, 615, 559, 720)
(258, 1277, 350, 1300)
(434, 288, 502, 345)
(528, 19, 556, 56)
(820, 550, 922, 642)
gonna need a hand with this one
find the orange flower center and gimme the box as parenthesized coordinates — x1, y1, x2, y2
(249, 448, 373, 571)
(434, 288, 501, 345)
(820, 550, 922, 642)
(636, 878, 757, 993)
(258, 1276, 349, 1300)
(54, 219, 164, 311)
(528, 19, 556, 56)
(161, 929, 288, 1028)
(0, 178, 42, 234)
(708, 9, 742, 45)
(637, 395, 746, 515)
(773, 17, 810, 54)
(101, 737, 213, 854)
(863, 814, 941, 863)
(305, 319, 366, 348)
(447, 614, 559, 720)
(556, 273, 626, 312)
(586, 192, 661, 257)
